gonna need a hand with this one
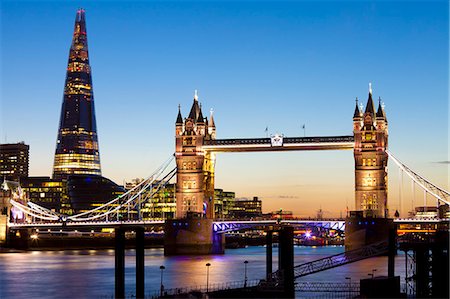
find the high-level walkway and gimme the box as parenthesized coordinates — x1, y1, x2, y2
(203, 135, 354, 152)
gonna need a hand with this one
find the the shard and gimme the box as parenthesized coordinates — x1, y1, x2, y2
(53, 9, 101, 180)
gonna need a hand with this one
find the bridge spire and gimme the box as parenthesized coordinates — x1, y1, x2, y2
(188, 90, 201, 121)
(353, 97, 361, 119)
(376, 97, 387, 120)
(209, 108, 215, 128)
(197, 104, 205, 124)
(176, 104, 183, 124)
(364, 83, 375, 115)
(194, 89, 198, 101)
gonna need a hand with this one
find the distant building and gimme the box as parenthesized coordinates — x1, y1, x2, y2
(228, 196, 262, 219)
(267, 210, 294, 220)
(124, 180, 176, 220)
(0, 142, 29, 181)
(21, 177, 70, 214)
(438, 204, 449, 219)
(67, 175, 124, 213)
(222, 191, 236, 219)
(413, 206, 438, 219)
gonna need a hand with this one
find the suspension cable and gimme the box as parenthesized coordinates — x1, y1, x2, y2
(386, 150, 450, 206)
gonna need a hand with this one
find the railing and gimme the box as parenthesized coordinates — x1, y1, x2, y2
(296, 281, 360, 292)
(149, 279, 261, 298)
(293, 241, 388, 278)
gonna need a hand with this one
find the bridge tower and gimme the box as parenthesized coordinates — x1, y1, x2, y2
(166, 92, 223, 255)
(175, 91, 216, 219)
(353, 84, 389, 218)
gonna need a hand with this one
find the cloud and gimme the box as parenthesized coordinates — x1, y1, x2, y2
(433, 161, 450, 164)
(277, 195, 300, 199)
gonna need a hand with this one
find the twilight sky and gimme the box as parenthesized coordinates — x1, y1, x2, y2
(1, 1, 448, 217)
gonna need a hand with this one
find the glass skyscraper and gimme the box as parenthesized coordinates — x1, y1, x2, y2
(53, 9, 101, 180)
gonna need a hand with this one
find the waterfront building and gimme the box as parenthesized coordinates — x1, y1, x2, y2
(52, 9, 101, 180)
(228, 196, 262, 219)
(124, 180, 176, 220)
(412, 206, 439, 219)
(21, 177, 70, 214)
(0, 142, 29, 181)
(221, 191, 236, 219)
(213, 189, 236, 219)
(267, 210, 294, 220)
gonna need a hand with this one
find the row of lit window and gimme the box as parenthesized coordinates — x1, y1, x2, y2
(181, 161, 198, 170)
(26, 188, 63, 192)
(69, 50, 88, 60)
(362, 177, 377, 187)
(67, 62, 90, 73)
(53, 169, 101, 175)
(361, 195, 379, 210)
(54, 153, 100, 162)
(182, 180, 197, 189)
(53, 162, 101, 170)
(60, 129, 95, 136)
(362, 158, 377, 166)
(363, 133, 376, 141)
(183, 137, 195, 146)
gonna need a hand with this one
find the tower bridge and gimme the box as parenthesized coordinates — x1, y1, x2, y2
(175, 85, 388, 221)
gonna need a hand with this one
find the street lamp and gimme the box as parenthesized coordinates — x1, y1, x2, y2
(206, 263, 211, 293)
(244, 261, 249, 288)
(368, 269, 377, 279)
(160, 265, 165, 296)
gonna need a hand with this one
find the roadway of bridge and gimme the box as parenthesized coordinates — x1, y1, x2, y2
(7, 218, 447, 230)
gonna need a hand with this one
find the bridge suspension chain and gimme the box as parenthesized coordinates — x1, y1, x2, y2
(386, 150, 450, 206)
(9, 155, 176, 223)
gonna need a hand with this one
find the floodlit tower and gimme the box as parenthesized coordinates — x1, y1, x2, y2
(53, 9, 101, 180)
(175, 91, 216, 218)
(353, 84, 389, 218)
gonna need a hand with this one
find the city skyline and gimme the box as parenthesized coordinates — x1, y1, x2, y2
(1, 1, 448, 217)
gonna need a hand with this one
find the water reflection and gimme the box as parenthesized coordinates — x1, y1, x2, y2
(0, 246, 406, 298)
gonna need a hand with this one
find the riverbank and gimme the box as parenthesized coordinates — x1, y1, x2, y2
(3, 233, 343, 251)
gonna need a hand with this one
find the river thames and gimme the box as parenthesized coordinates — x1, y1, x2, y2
(0, 245, 406, 298)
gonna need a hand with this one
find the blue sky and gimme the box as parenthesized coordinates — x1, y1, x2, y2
(1, 1, 448, 217)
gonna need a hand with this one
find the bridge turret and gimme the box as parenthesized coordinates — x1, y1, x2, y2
(196, 104, 206, 136)
(208, 109, 216, 139)
(353, 97, 362, 131)
(175, 104, 183, 136)
(353, 84, 389, 218)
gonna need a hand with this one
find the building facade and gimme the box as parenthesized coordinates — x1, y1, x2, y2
(353, 84, 388, 218)
(0, 142, 29, 181)
(124, 179, 176, 220)
(227, 197, 262, 219)
(21, 177, 70, 214)
(53, 9, 101, 180)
